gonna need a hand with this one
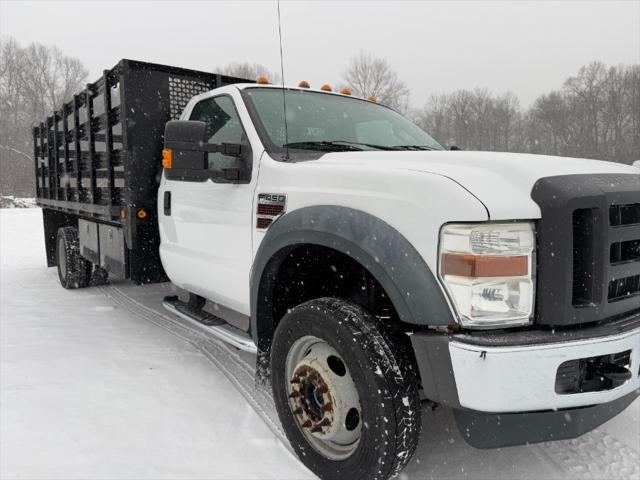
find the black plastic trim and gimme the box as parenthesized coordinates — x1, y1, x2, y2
(249, 206, 454, 344)
(410, 332, 461, 407)
(531, 173, 640, 326)
(454, 389, 639, 449)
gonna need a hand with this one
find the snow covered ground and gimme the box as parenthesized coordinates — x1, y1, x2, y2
(1, 208, 639, 480)
(0, 196, 36, 208)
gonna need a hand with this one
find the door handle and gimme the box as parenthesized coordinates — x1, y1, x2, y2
(164, 191, 171, 216)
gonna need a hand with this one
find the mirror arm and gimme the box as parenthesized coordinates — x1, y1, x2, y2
(200, 142, 245, 156)
(165, 140, 245, 156)
(210, 168, 242, 182)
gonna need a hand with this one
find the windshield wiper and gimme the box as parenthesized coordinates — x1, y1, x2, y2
(283, 140, 396, 152)
(389, 145, 437, 151)
(331, 141, 396, 151)
(282, 141, 364, 152)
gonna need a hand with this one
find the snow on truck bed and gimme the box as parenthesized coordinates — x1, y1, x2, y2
(1, 208, 638, 480)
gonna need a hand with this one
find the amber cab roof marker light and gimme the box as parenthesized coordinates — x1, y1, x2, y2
(256, 75, 270, 84)
(340, 88, 352, 95)
(298, 80, 310, 88)
(367, 95, 377, 102)
(320, 84, 332, 92)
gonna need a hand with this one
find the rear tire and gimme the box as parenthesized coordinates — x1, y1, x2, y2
(271, 298, 421, 480)
(56, 227, 91, 289)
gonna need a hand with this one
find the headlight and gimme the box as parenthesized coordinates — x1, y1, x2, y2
(438, 222, 536, 328)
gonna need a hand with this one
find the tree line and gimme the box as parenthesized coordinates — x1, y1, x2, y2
(414, 62, 640, 164)
(1, 38, 637, 197)
(340, 52, 639, 164)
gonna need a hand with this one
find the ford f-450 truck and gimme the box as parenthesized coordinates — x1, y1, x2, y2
(34, 60, 640, 480)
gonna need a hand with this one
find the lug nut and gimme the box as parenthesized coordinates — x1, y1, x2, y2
(310, 418, 331, 433)
(289, 391, 300, 399)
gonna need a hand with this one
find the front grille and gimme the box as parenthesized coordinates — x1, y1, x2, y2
(611, 239, 640, 264)
(532, 174, 640, 326)
(572, 209, 597, 306)
(571, 198, 640, 308)
(610, 203, 640, 227)
(608, 275, 640, 302)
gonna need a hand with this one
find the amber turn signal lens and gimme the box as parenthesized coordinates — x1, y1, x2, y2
(162, 148, 172, 169)
(441, 253, 528, 278)
(137, 209, 147, 220)
(367, 95, 377, 102)
(298, 80, 310, 88)
(320, 84, 332, 92)
(257, 75, 269, 84)
(340, 88, 352, 95)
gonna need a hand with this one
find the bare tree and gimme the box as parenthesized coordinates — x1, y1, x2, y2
(414, 94, 451, 145)
(564, 61, 607, 157)
(218, 62, 280, 83)
(343, 51, 410, 112)
(0, 37, 88, 196)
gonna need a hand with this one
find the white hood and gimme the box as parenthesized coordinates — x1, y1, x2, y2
(314, 151, 638, 220)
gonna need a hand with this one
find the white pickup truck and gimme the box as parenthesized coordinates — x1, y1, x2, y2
(35, 60, 640, 480)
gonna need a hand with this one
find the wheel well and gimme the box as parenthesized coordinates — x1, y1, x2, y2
(42, 208, 77, 267)
(256, 244, 413, 350)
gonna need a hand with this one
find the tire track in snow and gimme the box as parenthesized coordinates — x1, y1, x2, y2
(97, 285, 295, 457)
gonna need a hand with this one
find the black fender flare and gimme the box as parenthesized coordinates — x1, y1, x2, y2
(249, 205, 454, 348)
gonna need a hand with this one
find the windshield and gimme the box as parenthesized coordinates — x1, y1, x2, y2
(243, 87, 443, 157)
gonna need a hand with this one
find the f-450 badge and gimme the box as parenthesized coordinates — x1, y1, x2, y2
(256, 193, 287, 229)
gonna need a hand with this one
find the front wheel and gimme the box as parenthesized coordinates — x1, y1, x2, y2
(271, 298, 421, 480)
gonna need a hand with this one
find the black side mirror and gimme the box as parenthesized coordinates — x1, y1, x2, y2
(164, 120, 208, 170)
(163, 120, 248, 182)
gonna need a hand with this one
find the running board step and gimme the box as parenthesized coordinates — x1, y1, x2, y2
(162, 296, 257, 354)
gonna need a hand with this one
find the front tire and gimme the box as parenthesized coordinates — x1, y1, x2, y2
(56, 227, 91, 289)
(271, 298, 421, 480)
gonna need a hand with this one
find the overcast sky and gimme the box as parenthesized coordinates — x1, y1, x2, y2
(1, 0, 639, 108)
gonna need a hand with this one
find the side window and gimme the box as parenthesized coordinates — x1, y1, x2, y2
(189, 96, 248, 172)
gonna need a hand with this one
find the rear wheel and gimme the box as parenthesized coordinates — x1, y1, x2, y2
(56, 227, 91, 289)
(271, 298, 421, 480)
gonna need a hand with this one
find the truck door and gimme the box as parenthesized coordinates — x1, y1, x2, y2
(158, 92, 258, 317)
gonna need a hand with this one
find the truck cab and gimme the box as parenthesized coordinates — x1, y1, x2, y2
(35, 62, 640, 480)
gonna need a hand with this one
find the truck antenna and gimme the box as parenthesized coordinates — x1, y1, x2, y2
(277, 0, 290, 161)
